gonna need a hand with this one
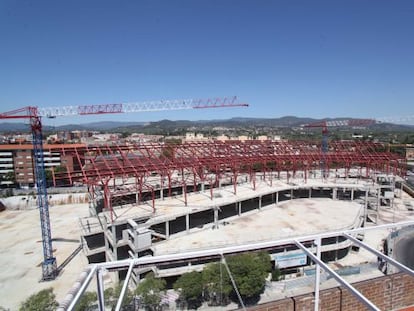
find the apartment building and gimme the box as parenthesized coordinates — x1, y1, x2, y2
(0, 150, 14, 186)
(0, 144, 84, 188)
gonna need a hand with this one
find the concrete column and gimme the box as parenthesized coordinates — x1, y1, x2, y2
(335, 236, 339, 261)
(186, 214, 190, 233)
(214, 208, 219, 228)
(364, 189, 368, 223)
(89, 201, 95, 217)
(332, 188, 337, 200)
(276, 192, 279, 205)
(160, 176, 164, 200)
(351, 188, 354, 201)
(111, 225, 118, 260)
(309, 188, 312, 198)
(165, 221, 170, 239)
(238, 202, 242, 216)
(259, 196, 262, 210)
(104, 229, 110, 262)
(377, 188, 381, 209)
(201, 182, 205, 192)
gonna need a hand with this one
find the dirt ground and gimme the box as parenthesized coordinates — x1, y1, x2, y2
(0, 200, 90, 310)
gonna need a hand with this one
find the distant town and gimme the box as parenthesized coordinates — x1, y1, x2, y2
(1, 117, 414, 190)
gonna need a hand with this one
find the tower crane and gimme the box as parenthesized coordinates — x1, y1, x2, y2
(304, 119, 377, 178)
(303, 117, 414, 177)
(0, 96, 248, 281)
(304, 119, 376, 153)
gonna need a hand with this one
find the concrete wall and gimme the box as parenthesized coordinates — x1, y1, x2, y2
(246, 273, 414, 311)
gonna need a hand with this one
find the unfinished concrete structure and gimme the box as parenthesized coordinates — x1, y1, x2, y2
(47, 140, 407, 281)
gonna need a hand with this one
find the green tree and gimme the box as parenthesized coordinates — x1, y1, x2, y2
(174, 271, 203, 309)
(135, 272, 166, 311)
(45, 169, 53, 183)
(19, 288, 58, 311)
(74, 291, 97, 311)
(271, 266, 283, 281)
(4, 171, 15, 184)
(104, 282, 134, 310)
(202, 252, 271, 306)
(202, 262, 232, 306)
(226, 253, 268, 302)
(255, 251, 272, 276)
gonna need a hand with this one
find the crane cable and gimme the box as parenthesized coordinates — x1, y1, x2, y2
(220, 253, 246, 310)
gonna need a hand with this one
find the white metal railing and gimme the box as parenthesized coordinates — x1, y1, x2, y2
(58, 220, 414, 311)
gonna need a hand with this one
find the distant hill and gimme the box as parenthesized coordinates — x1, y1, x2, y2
(0, 122, 33, 132)
(0, 121, 146, 133)
(1, 117, 413, 133)
(207, 116, 318, 127)
(56, 121, 146, 131)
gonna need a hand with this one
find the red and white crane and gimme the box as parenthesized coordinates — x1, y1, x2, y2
(304, 119, 377, 153)
(0, 96, 248, 281)
(303, 117, 414, 177)
(304, 116, 414, 153)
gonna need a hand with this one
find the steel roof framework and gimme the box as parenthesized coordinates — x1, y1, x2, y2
(49, 140, 406, 215)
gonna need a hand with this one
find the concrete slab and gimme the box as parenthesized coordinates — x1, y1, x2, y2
(0, 202, 90, 310)
(95, 177, 371, 227)
(152, 198, 363, 255)
(1, 173, 414, 309)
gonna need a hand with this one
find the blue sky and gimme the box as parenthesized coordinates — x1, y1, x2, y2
(0, 0, 413, 125)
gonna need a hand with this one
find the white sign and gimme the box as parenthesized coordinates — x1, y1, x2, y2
(272, 252, 307, 268)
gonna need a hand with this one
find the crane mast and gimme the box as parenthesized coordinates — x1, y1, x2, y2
(304, 119, 376, 178)
(31, 115, 57, 280)
(0, 96, 247, 280)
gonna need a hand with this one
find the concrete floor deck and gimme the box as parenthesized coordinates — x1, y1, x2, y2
(0, 203, 90, 310)
(152, 198, 363, 255)
(0, 175, 413, 310)
(98, 177, 370, 226)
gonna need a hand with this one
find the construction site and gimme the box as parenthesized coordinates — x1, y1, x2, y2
(1, 101, 414, 310)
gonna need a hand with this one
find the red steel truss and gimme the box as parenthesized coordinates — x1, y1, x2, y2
(49, 140, 406, 218)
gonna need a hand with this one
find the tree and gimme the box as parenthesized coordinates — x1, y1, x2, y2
(74, 291, 97, 311)
(271, 266, 283, 281)
(255, 251, 272, 277)
(201, 252, 271, 306)
(227, 254, 267, 300)
(45, 169, 53, 184)
(226, 253, 269, 303)
(19, 288, 58, 311)
(4, 171, 15, 184)
(174, 271, 203, 309)
(104, 282, 134, 310)
(202, 262, 232, 306)
(135, 272, 166, 311)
